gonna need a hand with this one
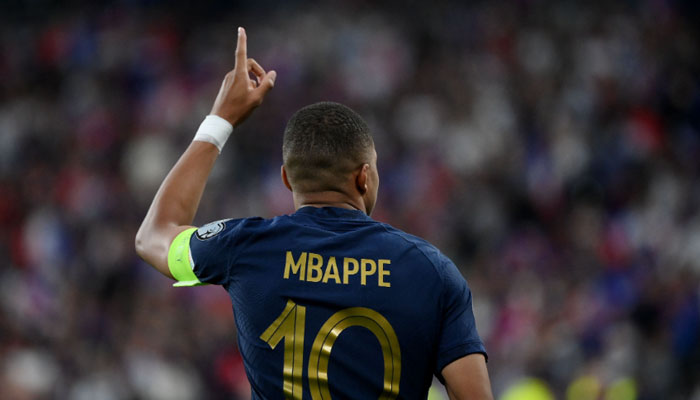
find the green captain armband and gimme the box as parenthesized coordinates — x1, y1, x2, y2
(168, 227, 206, 287)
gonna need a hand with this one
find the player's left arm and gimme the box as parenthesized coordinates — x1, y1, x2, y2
(135, 27, 276, 279)
(442, 353, 493, 400)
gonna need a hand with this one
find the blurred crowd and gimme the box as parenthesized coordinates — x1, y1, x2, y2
(1, 0, 699, 399)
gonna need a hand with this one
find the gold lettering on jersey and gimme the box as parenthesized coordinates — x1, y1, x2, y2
(360, 259, 376, 285)
(307, 253, 323, 282)
(322, 257, 340, 284)
(285, 251, 306, 280)
(283, 251, 391, 287)
(378, 259, 391, 287)
(343, 258, 359, 284)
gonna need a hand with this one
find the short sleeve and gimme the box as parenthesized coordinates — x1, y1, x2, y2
(434, 258, 487, 382)
(168, 218, 244, 287)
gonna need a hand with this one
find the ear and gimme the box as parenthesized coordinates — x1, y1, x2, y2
(355, 164, 369, 195)
(281, 165, 293, 192)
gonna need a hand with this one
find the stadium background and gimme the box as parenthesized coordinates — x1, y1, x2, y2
(1, 0, 699, 398)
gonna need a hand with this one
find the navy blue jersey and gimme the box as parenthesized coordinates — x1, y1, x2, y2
(169, 206, 486, 399)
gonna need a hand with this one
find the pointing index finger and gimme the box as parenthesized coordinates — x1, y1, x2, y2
(235, 27, 247, 75)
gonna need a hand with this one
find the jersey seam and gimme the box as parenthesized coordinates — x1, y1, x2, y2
(221, 218, 247, 286)
(376, 223, 449, 301)
(376, 223, 446, 278)
(377, 222, 452, 353)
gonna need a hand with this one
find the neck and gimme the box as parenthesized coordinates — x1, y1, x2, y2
(293, 191, 366, 214)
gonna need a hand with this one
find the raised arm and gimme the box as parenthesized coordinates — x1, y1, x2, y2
(135, 27, 276, 278)
(442, 354, 493, 400)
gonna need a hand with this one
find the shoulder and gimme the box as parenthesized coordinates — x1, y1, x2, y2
(191, 214, 302, 246)
(190, 216, 268, 246)
(375, 222, 455, 275)
(193, 218, 235, 240)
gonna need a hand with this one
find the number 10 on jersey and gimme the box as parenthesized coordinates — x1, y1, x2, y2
(260, 299, 402, 399)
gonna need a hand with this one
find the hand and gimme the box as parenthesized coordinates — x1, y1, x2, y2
(210, 27, 277, 127)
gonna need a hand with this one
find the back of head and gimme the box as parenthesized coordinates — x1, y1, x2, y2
(283, 102, 374, 193)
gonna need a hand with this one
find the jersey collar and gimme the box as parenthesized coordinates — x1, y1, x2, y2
(294, 206, 371, 221)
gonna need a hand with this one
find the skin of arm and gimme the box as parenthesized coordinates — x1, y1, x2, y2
(135, 27, 276, 278)
(442, 353, 494, 400)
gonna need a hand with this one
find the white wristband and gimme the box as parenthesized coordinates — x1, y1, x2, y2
(193, 115, 233, 152)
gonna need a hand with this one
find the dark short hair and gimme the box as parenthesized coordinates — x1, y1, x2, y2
(283, 102, 374, 192)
